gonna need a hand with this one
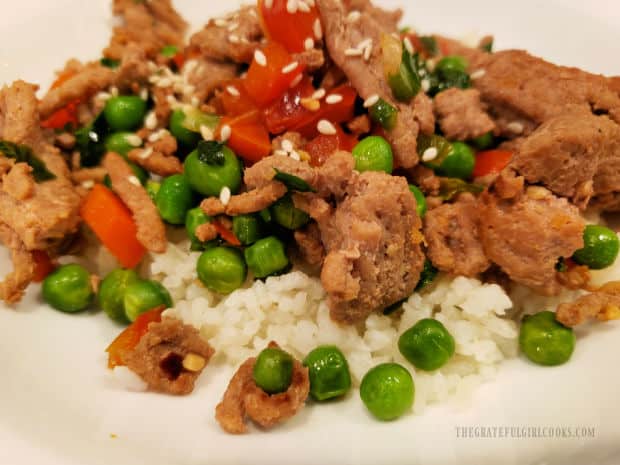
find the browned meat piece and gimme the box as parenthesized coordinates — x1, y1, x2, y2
(106, 0, 187, 60)
(3, 163, 34, 201)
(434, 88, 496, 141)
(294, 223, 325, 267)
(317, 0, 434, 168)
(114, 43, 151, 89)
(315, 150, 355, 199)
(200, 197, 226, 217)
(123, 317, 214, 395)
(591, 124, 620, 210)
(293, 192, 333, 222)
(406, 164, 440, 195)
(346, 0, 403, 31)
(555, 281, 620, 327)
(610, 76, 620, 95)
(347, 114, 371, 136)
(307, 169, 425, 323)
(128, 147, 183, 177)
(244, 156, 317, 190)
(424, 193, 490, 277)
(215, 342, 310, 434)
(320, 66, 347, 91)
(556, 263, 590, 291)
(195, 222, 218, 243)
(479, 185, 585, 295)
(184, 58, 238, 102)
(103, 152, 167, 253)
(469, 50, 620, 137)
(54, 132, 76, 151)
(510, 111, 619, 208)
(200, 182, 288, 217)
(0, 223, 34, 304)
(189, 6, 262, 64)
(293, 49, 326, 73)
(151, 86, 174, 125)
(71, 167, 107, 185)
(271, 132, 306, 153)
(493, 168, 524, 200)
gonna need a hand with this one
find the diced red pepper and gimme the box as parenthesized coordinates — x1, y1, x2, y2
(472, 150, 513, 178)
(172, 51, 186, 70)
(258, 0, 321, 54)
(263, 77, 315, 134)
(220, 118, 272, 164)
(40, 99, 80, 130)
(220, 79, 259, 116)
(243, 42, 305, 107)
(212, 219, 242, 246)
(31, 250, 56, 283)
(106, 306, 165, 369)
(293, 85, 358, 138)
(304, 124, 358, 167)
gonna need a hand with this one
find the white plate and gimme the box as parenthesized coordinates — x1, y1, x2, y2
(1, 1, 619, 464)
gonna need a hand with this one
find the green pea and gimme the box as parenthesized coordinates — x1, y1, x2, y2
(303, 345, 352, 401)
(123, 280, 173, 322)
(197, 247, 247, 294)
(186, 207, 212, 250)
(244, 236, 289, 278)
(470, 131, 494, 150)
(103, 96, 147, 131)
(436, 55, 468, 73)
(98, 269, 140, 323)
(398, 318, 455, 371)
(42, 264, 94, 313)
(271, 194, 310, 230)
(146, 180, 161, 201)
(155, 174, 194, 225)
(436, 142, 475, 179)
(519, 311, 575, 366)
(352, 136, 394, 174)
(572, 225, 619, 270)
(104, 132, 141, 156)
(253, 347, 294, 394)
(232, 214, 265, 245)
(184, 144, 242, 197)
(408, 185, 427, 218)
(360, 363, 414, 421)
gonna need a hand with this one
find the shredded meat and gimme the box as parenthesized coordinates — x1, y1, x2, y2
(0, 223, 34, 304)
(215, 342, 310, 434)
(195, 222, 218, 243)
(71, 167, 107, 185)
(184, 58, 238, 102)
(128, 132, 182, 177)
(479, 184, 585, 295)
(555, 281, 620, 327)
(271, 132, 307, 153)
(244, 155, 317, 190)
(3, 163, 35, 201)
(123, 317, 215, 395)
(405, 165, 441, 196)
(434, 88, 496, 141)
(347, 114, 371, 136)
(294, 223, 325, 267)
(201, 182, 288, 217)
(293, 49, 326, 73)
(423, 193, 490, 277)
(103, 152, 167, 253)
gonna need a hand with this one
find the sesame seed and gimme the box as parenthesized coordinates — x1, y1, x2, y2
(422, 147, 438, 162)
(220, 124, 232, 142)
(290, 150, 301, 161)
(345, 48, 363, 57)
(289, 74, 303, 88)
(81, 180, 94, 189)
(281, 61, 299, 74)
(156, 77, 172, 88)
(298, 1, 310, 13)
(145, 112, 158, 130)
(470, 69, 487, 80)
(507, 121, 525, 134)
(326, 94, 343, 104)
(139, 147, 153, 160)
(125, 134, 143, 147)
(183, 59, 198, 76)
(363, 44, 373, 61)
(403, 37, 414, 55)
(313, 18, 323, 40)
(254, 49, 267, 66)
(166, 95, 178, 106)
(274, 149, 288, 156)
(357, 38, 373, 49)
(128, 175, 141, 186)
(300, 97, 321, 111)
(312, 88, 326, 100)
(281, 139, 294, 152)
(346, 10, 361, 22)
(147, 131, 163, 143)
(264, 0, 273, 8)
(363, 94, 380, 108)
(228, 34, 241, 44)
(95, 91, 111, 102)
(305, 0, 315, 6)
(304, 37, 315, 51)
(227, 22, 239, 32)
(139, 88, 149, 101)
(219, 186, 232, 206)
(214, 18, 228, 27)
(110, 86, 119, 97)
(226, 86, 240, 97)
(191, 96, 200, 107)
(200, 125, 214, 141)
(317, 119, 337, 135)
(421, 79, 431, 93)
(426, 58, 437, 71)
(286, 0, 298, 14)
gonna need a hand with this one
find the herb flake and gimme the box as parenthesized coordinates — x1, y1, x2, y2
(197, 140, 226, 166)
(75, 113, 110, 168)
(0, 140, 56, 182)
(274, 169, 316, 193)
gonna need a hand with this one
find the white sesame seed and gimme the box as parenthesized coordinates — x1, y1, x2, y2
(139, 147, 153, 160)
(357, 38, 373, 50)
(166, 95, 178, 106)
(147, 130, 166, 143)
(220, 124, 232, 142)
(290, 150, 301, 161)
(228, 34, 241, 44)
(254, 49, 267, 66)
(264, 0, 273, 8)
(305, 0, 315, 6)
(346, 11, 361, 22)
(282, 61, 299, 74)
(312, 88, 326, 100)
(139, 88, 149, 101)
(298, 1, 310, 13)
(507, 121, 525, 134)
(125, 134, 143, 147)
(145, 111, 158, 130)
(363, 44, 373, 61)
(326, 94, 343, 104)
(313, 18, 323, 40)
(227, 22, 239, 32)
(200, 125, 214, 141)
(363, 94, 380, 108)
(403, 37, 414, 55)
(128, 175, 141, 186)
(182, 59, 198, 76)
(345, 48, 363, 57)
(191, 96, 200, 107)
(426, 58, 437, 71)
(281, 139, 294, 152)
(219, 186, 232, 206)
(421, 79, 431, 93)
(156, 77, 172, 88)
(182, 84, 195, 96)
(274, 149, 288, 156)
(286, 0, 298, 14)
(289, 74, 303, 88)
(470, 69, 487, 80)
(304, 37, 315, 51)
(226, 86, 241, 97)
(95, 91, 111, 102)
(110, 86, 119, 97)
(214, 18, 228, 27)
(81, 180, 95, 189)
(422, 147, 438, 162)
(317, 119, 337, 135)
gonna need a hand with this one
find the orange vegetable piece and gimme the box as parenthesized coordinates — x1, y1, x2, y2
(31, 250, 56, 283)
(305, 124, 358, 167)
(212, 219, 242, 247)
(472, 150, 513, 178)
(40, 99, 80, 130)
(258, 0, 320, 53)
(217, 111, 272, 164)
(80, 184, 146, 269)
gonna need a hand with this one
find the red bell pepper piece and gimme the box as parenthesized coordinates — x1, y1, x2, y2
(472, 150, 513, 178)
(258, 0, 321, 54)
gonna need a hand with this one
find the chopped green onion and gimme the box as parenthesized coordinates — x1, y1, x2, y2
(197, 141, 226, 166)
(160, 45, 179, 58)
(417, 134, 453, 166)
(369, 98, 398, 130)
(274, 169, 316, 193)
(180, 107, 220, 133)
(75, 112, 110, 168)
(480, 38, 494, 53)
(100, 57, 120, 69)
(0, 140, 56, 182)
(415, 260, 438, 291)
(387, 48, 421, 102)
(419, 36, 439, 57)
(438, 178, 484, 201)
